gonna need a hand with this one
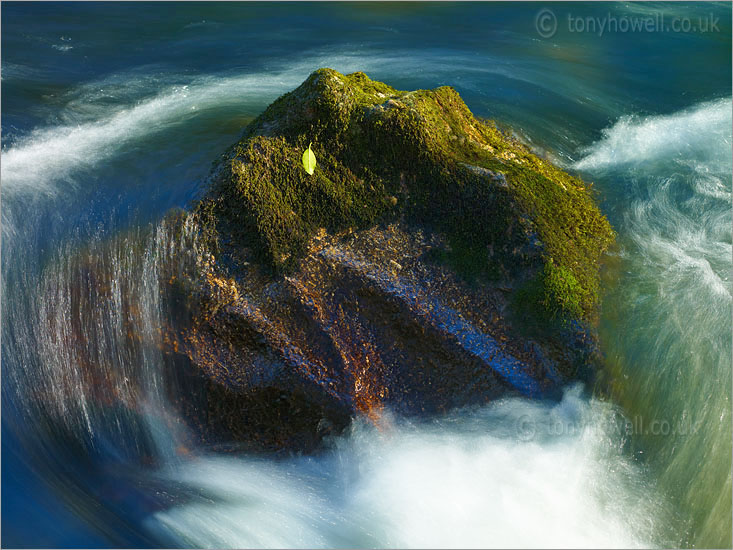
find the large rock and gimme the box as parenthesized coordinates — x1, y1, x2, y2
(160, 69, 614, 453)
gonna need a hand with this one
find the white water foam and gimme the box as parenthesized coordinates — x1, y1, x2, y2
(574, 97, 732, 171)
(149, 386, 663, 549)
(575, 97, 732, 300)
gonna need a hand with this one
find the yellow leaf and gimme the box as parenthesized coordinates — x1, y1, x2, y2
(302, 142, 316, 175)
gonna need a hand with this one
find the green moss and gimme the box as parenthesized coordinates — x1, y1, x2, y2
(540, 260, 587, 320)
(201, 68, 614, 322)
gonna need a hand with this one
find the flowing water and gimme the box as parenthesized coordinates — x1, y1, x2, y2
(2, 3, 731, 548)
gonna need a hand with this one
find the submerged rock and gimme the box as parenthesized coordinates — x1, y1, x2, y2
(158, 69, 614, 452)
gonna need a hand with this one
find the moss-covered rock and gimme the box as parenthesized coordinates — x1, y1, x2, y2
(201, 68, 613, 322)
(158, 69, 615, 451)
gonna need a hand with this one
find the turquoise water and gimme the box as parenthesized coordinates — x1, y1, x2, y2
(2, 2, 731, 547)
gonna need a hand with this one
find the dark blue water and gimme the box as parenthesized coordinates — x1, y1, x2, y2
(2, 2, 731, 547)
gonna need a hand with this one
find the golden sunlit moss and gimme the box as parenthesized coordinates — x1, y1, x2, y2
(198, 68, 613, 323)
